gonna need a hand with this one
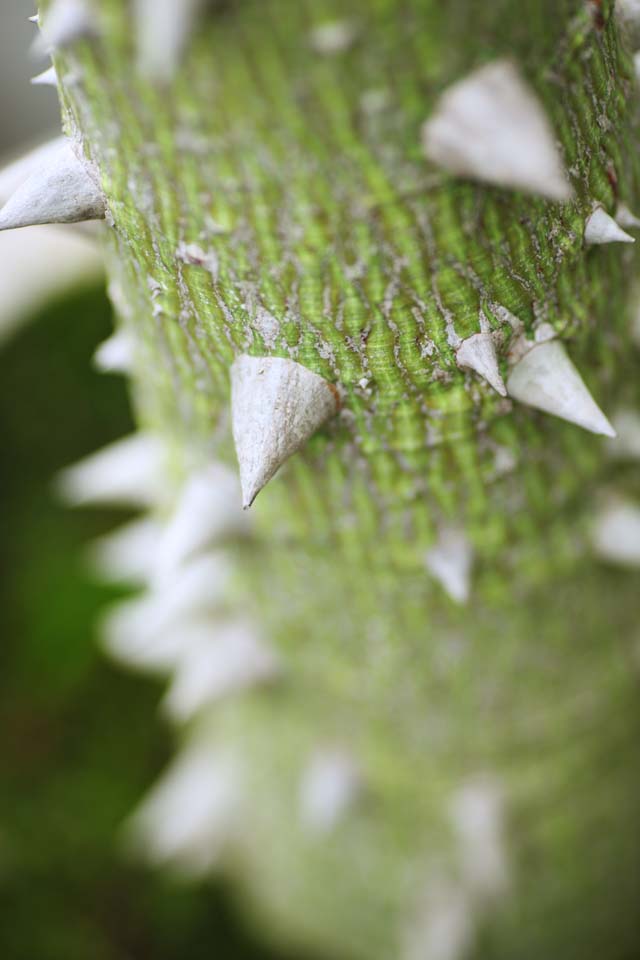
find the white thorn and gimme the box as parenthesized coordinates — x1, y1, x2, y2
(150, 553, 231, 625)
(450, 778, 509, 901)
(607, 408, 640, 460)
(34, 0, 96, 53)
(31, 66, 58, 87)
(591, 499, 640, 568)
(614, 203, 640, 230)
(309, 19, 359, 55)
(28, 14, 40, 24)
(299, 749, 361, 834)
(0, 140, 104, 231)
(129, 740, 241, 877)
(102, 601, 188, 674)
(105, 553, 229, 665)
(491, 444, 517, 477)
(404, 871, 474, 960)
(88, 517, 162, 587)
(455, 333, 506, 396)
(506, 340, 616, 437)
(153, 464, 249, 582)
(405, 778, 509, 960)
(134, 0, 206, 82)
(93, 329, 134, 374)
(101, 553, 232, 674)
(584, 205, 635, 245)
(424, 528, 473, 605)
(0, 138, 67, 204)
(163, 620, 281, 722)
(231, 355, 340, 508)
(56, 433, 167, 508)
(421, 59, 573, 201)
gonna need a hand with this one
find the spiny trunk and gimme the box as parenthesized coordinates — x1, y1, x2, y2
(10, 0, 640, 958)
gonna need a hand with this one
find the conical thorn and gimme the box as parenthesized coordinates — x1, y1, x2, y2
(591, 499, 640, 568)
(506, 340, 615, 437)
(34, 0, 97, 54)
(584, 205, 635, 245)
(456, 333, 506, 396)
(231, 354, 340, 509)
(299, 748, 362, 833)
(93, 330, 134, 374)
(615, 203, 640, 230)
(421, 59, 573, 201)
(31, 66, 58, 87)
(128, 741, 240, 876)
(134, 0, 206, 82)
(0, 139, 105, 231)
(424, 528, 473, 605)
(56, 433, 166, 508)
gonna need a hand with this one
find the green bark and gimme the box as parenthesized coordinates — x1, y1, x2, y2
(43, 0, 640, 957)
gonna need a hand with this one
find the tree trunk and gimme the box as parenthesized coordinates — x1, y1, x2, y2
(31, 0, 640, 957)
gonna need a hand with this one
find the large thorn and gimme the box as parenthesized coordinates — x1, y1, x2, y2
(34, 0, 97, 53)
(608, 408, 640, 460)
(101, 553, 232, 674)
(404, 870, 474, 960)
(615, 203, 640, 230)
(153, 464, 249, 582)
(231, 354, 341, 508)
(102, 599, 188, 674)
(591, 499, 640, 568)
(421, 59, 573, 201)
(163, 620, 281, 722)
(0, 139, 104, 231)
(127, 554, 231, 636)
(309, 19, 359, 55)
(134, 0, 206, 82)
(584, 206, 635, 245)
(128, 740, 241, 876)
(0, 138, 66, 203)
(506, 340, 615, 437)
(299, 748, 362, 834)
(424, 528, 473, 605)
(93, 329, 134, 374)
(455, 333, 506, 397)
(449, 777, 509, 902)
(88, 517, 162, 587)
(56, 433, 166, 508)
(31, 66, 58, 87)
